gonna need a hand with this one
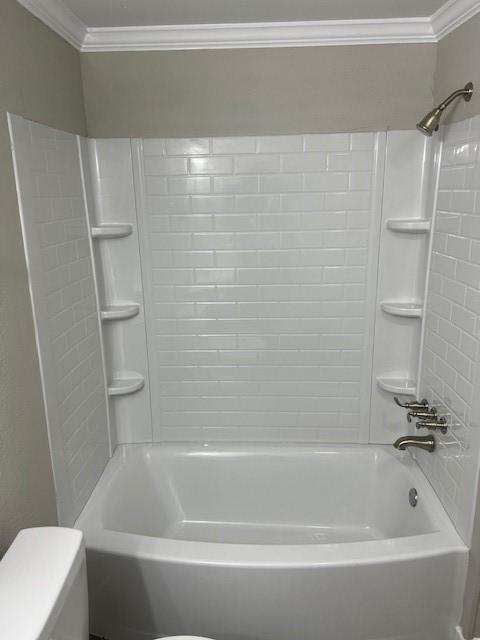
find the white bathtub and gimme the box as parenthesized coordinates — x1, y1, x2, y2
(76, 444, 467, 640)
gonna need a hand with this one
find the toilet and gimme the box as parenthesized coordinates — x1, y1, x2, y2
(0, 527, 213, 640)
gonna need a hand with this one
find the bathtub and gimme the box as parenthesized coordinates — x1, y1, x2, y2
(76, 444, 467, 640)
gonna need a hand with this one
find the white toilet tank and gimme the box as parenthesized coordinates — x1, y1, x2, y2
(0, 527, 89, 640)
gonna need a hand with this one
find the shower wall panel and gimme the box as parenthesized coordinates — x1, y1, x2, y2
(418, 115, 480, 545)
(133, 133, 385, 443)
(85, 139, 152, 444)
(8, 115, 109, 525)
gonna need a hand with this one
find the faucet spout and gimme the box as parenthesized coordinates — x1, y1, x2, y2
(393, 435, 435, 453)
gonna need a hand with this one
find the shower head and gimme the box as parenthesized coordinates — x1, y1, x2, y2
(416, 82, 474, 136)
(416, 107, 443, 136)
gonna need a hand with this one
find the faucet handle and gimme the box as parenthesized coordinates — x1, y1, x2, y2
(416, 416, 447, 434)
(406, 408, 437, 423)
(394, 397, 429, 410)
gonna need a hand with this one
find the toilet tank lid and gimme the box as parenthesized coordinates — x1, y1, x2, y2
(0, 527, 84, 640)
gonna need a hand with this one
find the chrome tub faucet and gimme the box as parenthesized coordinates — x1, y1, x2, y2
(393, 435, 435, 453)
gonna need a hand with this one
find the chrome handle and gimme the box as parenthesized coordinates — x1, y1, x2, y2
(406, 408, 437, 423)
(394, 397, 429, 410)
(416, 417, 447, 434)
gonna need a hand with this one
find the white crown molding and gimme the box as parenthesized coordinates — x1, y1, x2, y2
(81, 18, 435, 52)
(15, 0, 480, 51)
(15, 0, 86, 48)
(431, 0, 480, 39)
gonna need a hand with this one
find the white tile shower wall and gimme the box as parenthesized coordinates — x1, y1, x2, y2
(8, 115, 110, 525)
(418, 115, 480, 545)
(134, 133, 384, 442)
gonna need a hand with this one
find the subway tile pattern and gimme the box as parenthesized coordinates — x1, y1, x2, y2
(419, 116, 480, 544)
(10, 118, 109, 525)
(139, 133, 379, 442)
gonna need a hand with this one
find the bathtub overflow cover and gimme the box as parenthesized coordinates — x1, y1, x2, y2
(409, 488, 418, 507)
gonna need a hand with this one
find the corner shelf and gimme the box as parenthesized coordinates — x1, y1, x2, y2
(380, 301, 422, 318)
(101, 304, 140, 322)
(377, 377, 416, 396)
(386, 219, 431, 234)
(91, 224, 133, 239)
(108, 375, 145, 397)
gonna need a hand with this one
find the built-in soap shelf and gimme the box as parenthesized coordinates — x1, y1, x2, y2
(380, 301, 422, 318)
(108, 374, 145, 397)
(91, 224, 133, 239)
(376, 377, 416, 396)
(386, 218, 431, 233)
(101, 303, 140, 322)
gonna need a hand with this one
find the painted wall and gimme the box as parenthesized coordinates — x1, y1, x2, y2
(434, 13, 480, 126)
(0, 0, 86, 553)
(81, 45, 436, 138)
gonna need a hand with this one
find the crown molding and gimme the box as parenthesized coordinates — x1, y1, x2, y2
(15, 0, 480, 51)
(81, 18, 435, 51)
(15, 0, 86, 48)
(431, 0, 480, 39)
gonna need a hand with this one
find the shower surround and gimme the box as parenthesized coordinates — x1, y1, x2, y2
(92, 131, 432, 449)
(9, 117, 438, 524)
(9, 111, 480, 640)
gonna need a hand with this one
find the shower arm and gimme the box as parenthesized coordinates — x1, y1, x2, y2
(437, 86, 473, 112)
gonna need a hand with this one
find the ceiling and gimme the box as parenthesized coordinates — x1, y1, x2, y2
(60, 0, 447, 28)
(15, 0, 480, 51)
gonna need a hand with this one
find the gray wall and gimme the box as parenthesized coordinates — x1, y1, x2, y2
(0, 0, 86, 553)
(434, 13, 480, 124)
(81, 45, 436, 138)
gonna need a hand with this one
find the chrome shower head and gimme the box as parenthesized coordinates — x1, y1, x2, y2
(416, 107, 442, 136)
(416, 82, 474, 136)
